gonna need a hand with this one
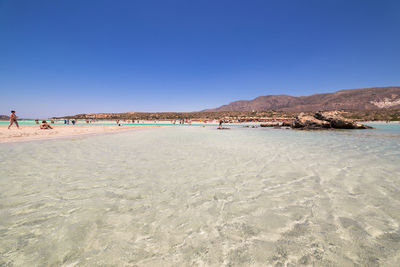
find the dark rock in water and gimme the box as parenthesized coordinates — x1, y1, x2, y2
(260, 122, 292, 129)
(260, 123, 281, 127)
(281, 122, 292, 127)
(260, 124, 273, 127)
(293, 111, 372, 130)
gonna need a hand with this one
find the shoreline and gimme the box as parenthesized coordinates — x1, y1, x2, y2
(0, 125, 161, 144)
(1, 120, 394, 144)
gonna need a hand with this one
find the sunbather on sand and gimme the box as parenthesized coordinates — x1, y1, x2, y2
(40, 120, 53, 130)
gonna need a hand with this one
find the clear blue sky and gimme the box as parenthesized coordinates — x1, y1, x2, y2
(1, 0, 399, 118)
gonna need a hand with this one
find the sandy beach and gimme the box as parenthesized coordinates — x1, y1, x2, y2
(0, 125, 157, 143)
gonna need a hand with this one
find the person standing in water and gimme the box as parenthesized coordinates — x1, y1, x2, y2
(8, 110, 19, 129)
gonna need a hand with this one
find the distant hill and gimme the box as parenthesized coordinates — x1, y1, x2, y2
(204, 87, 400, 112)
(0, 115, 9, 120)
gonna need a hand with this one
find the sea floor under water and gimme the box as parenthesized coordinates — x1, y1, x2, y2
(1, 124, 400, 266)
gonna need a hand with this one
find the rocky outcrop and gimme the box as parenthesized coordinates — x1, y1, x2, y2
(293, 111, 372, 130)
(292, 113, 331, 129)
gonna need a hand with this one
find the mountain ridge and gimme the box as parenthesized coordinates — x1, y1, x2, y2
(204, 86, 400, 112)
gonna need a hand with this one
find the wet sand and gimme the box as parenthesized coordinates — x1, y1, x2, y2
(0, 125, 158, 143)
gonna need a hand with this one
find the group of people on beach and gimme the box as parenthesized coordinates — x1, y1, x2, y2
(64, 119, 77, 125)
(7, 111, 52, 130)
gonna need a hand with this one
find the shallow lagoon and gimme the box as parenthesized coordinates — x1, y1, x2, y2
(1, 124, 400, 266)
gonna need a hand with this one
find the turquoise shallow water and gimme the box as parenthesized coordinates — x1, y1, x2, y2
(0, 120, 259, 127)
(1, 124, 400, 266)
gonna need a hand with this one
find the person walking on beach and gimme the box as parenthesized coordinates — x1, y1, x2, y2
(8, 110, 19, 129)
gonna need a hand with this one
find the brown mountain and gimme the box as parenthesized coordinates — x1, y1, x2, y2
(205, 87, 400, 112)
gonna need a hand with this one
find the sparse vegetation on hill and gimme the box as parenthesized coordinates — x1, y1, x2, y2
(54, 111, 296, 121)
(51, 87, 400, 122)
(205, 87, 400, 112)
(54, 109, 400, 122)
(342, 109, 400, 121)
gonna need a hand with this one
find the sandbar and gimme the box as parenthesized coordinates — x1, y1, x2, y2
(0, 125, 158, 143)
